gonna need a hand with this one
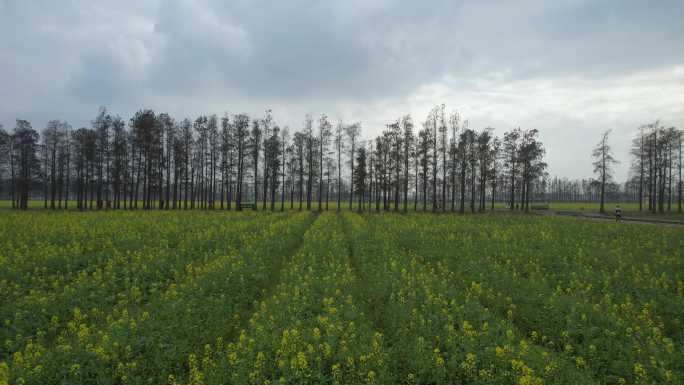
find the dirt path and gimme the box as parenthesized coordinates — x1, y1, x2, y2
(539, 209, 684, 227)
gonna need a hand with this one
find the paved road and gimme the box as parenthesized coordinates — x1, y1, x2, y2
(539, 209, 684, 227)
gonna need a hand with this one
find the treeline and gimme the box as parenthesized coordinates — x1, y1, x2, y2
(0, 105, 548, 212)
(546, 177, 625, 202)
(629, 121, 682, 213)
(543, 123, 683, 214)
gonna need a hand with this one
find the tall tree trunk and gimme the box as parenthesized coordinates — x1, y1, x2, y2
(349, 141, 354, 210)
(459, 160, 466, 213)
(281, 143, 286, 212)
(43, 144, 48, 208)
(414, 155, 419, 211)
(337, 140, 342, 211)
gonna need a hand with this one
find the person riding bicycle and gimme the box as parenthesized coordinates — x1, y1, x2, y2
(614, 204, 622, 222)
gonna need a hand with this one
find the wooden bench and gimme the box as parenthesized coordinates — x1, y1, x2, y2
(239, 202, 256, 210)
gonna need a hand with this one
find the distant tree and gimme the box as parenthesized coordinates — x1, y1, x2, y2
(489, 137, 501, 209)
(662, 127, 676, 212)
(234, 114, 249, 210)
(437, 105, 448, 212)
(92, 107, 110, 209)
(0, 125, 9, 201)
(388, 121, 402, 211)
(63, 124, 72, 209)
(261, 110, 273, 210)
(193, 115, 208, 209)
(477, 129, 493, 211)
(458, 124, 473, 213)
(467, 129, 478, 213)
(220, 114, 233, 210)
(179, 118, 193, 209)
(293, 131, 306, 210)
(249, 118, 262, 209)
(324, 156, 334, 210)
(677, 129, 682, 213)
(158, 113, 175, 209)
(629, 125, 648, 211)
(592, 129, 617, 214)
(164, 115, 176, 210)
(111, 116, 127, 209)
(317, 114, 332, 211)
(413, 132, 420, 211)
(366, 138, 380, 211)
(304, 115, 314, 210)
(401, 115, 414, 212)
(503, 128, 521, 210)
(72, 127, 97, 210)
(448, 112, 460, 211)
(286, 142, 297, 210)
(353, 146, 367, 211)
(130, 110, 160, 209)
(264, 125, 281, 210)
(345, 122, 361, 209)
(375, 133, 390, 210)
(518, 129, 546, 211)
(280, 127, 289, 211)
(417, 127, 432, 211)
(42, 120, 65, 209)
(334, 121, 345, 211)
(427, 107, 439, 212)
(13, 120, 41, 210)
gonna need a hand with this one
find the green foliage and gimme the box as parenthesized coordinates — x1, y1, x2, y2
(1, 211, 682, 384)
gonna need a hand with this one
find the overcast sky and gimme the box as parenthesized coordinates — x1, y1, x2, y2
(2, 0, 683, 180)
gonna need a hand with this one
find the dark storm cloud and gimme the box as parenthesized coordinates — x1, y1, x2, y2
(4, 0, 683, 103)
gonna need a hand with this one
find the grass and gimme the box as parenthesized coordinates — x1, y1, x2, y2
(2, 198, 682, 222)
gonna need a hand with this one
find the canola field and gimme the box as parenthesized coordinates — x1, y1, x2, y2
(1, 211, 682, 385)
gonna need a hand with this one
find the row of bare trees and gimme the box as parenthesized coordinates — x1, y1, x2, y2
(589, 125, 682, 214)
(0, 105, 548, 211)
(350, 106, 547, 213)
(629, 122, 683, 213)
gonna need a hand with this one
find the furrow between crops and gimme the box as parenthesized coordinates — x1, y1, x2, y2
(387, 213, 683, 384)
(342, 211, 598, 385)
(1, 212, 284, 362)
(186, 212, 390, 385)
(7, 212, 311, 385)
(1, 211, 263, 301)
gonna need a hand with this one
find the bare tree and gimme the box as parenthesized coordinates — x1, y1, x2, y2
(353, 146, 368, 211)
(0, 125, 9, 202)
(317, 114, 332, 210)
(592, 129, 617, 213)
(250, 118, 262, 209)
(345, 122, 360, 210)
(304, 115, 314, 210)
(677, 129, 682, 213)
(402, 115, 414, 212)
(503, 128, 521, 210)
(417, 126, 432, 211)
(234, 114, 249, 210)
(437, 105, 448, 212)
(334, 121, 345, 211)
(280, 127, 289, 211)
(13, 120, 41, 210)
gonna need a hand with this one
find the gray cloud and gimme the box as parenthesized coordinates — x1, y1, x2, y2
(1, 0, 683, 179)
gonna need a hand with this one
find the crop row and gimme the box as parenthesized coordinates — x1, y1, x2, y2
(6, 211, 312, 384)
(186, 212, 388, 385)
(375, 214, 682, 384)
(341, 212, 597, 385)
(2, 211, 681, 385)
